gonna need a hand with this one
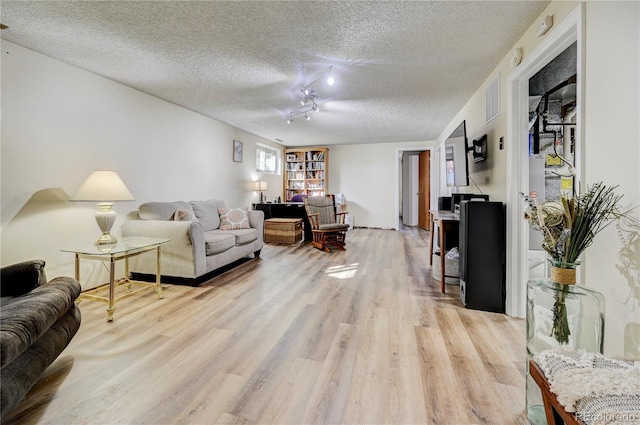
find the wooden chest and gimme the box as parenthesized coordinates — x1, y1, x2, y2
(264, 218, 303, 244)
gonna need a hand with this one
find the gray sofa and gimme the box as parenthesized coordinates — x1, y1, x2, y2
(121, 199, 263, 284)
(0, 260, 82, 418)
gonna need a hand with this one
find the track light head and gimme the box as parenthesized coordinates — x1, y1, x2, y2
(327, 66, 334, 86)
(327, 68, 334, 86)
(286, 118, 294, 124)
(305, 113, 310, 121)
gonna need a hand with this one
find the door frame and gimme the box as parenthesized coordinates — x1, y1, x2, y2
(395, 147, 435, 230)
(505, 4, 585, 318)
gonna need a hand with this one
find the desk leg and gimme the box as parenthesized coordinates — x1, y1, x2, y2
(155, 246, 163, 299)
(429, 216, 434, 266)
(439, 220, 446, 293)
(107, 256, 116, 322)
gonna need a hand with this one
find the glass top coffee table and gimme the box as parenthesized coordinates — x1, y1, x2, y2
(61, 236, 169, 322)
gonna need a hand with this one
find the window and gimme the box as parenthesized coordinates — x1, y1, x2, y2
(256, 143, 281, 175)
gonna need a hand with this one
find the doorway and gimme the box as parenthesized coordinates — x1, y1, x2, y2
(528, 42, 577, 281)
(506, 5, 584, 317)
(396, 148, 434, 231)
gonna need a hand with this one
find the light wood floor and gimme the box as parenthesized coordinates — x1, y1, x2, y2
(3, 227, 529, 425)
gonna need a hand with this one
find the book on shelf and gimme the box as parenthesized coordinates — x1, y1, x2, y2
(306, 170, 325, 179)
(305, 151, 325, 161)
(286, 163, 303, 171)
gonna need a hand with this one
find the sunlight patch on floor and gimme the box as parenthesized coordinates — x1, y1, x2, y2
(324, 263, 359, 279)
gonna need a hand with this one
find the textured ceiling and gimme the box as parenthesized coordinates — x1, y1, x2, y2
(0, 1, 549, 147)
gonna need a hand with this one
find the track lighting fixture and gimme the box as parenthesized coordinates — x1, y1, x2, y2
(285, 66, 335, 124)
(286, 86, 320, 124)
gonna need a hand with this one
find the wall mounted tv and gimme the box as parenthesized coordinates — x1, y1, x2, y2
(445, 120, 469, 187)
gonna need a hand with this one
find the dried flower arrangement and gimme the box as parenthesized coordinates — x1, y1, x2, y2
(522, 182, 630, 344)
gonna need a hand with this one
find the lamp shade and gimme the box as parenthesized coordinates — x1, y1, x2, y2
(72, 171, 135, 202)
(253, 180, 268, 191)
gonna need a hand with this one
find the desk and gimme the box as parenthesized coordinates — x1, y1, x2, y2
(253, 203, 312, 241)
(428, 210, 460, 293)
(61, 236, 169, 322)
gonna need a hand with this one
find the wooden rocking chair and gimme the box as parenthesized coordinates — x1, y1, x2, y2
(303, 195, 349, 252)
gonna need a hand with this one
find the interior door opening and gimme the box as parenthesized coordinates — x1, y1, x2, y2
(506, 5, 582, 318)
(396, 148, 434, 231)
(528, 42, 578, 282)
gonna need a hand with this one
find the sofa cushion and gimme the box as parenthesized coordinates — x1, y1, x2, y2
(0, 260, 47, 298)
(218, 207, 250, 230)
(0, 303, 81, 418)
(191, 200, 225, 232)
(0, 277, 81, 369)
(139, 201, 194, 221)
(203, 232, 236, 255)
(173, 208, 195, 222)
(216, 228, 259, 246)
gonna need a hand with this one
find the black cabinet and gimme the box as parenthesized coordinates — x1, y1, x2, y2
(253, 203, 312, 241)
(458, 201, 505, 313)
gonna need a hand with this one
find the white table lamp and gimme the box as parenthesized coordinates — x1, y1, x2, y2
(72, 170, 135, 245)
(255, 180, 267, 203)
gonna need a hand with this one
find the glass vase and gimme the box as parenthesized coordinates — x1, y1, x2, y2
(525, 266, 605, 425)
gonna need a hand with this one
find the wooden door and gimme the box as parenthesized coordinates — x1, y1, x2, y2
(418, 150, 431, 230)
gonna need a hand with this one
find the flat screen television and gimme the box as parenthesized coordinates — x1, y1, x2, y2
(445, 120, 469, 187)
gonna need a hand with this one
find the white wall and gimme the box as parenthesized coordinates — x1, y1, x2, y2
(582, 1, 640, 359)
(329, 141, 435, 229)
(1, 41, 282, 288)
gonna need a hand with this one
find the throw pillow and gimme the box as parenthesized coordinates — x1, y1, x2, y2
(190, 199, 225, 231)
(173, 208, 195, 222)
(218, 207, 250, 230)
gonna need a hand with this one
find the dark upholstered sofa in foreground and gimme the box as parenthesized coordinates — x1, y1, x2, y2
(0, 260, 81, 418)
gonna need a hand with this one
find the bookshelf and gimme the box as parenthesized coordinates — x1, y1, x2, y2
(284, 147, 329, 201)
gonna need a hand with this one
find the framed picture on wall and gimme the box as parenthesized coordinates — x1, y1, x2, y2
(233, 140, 243, 163)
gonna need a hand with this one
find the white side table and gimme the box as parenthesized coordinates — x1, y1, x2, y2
(61, 236, 169, 321)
